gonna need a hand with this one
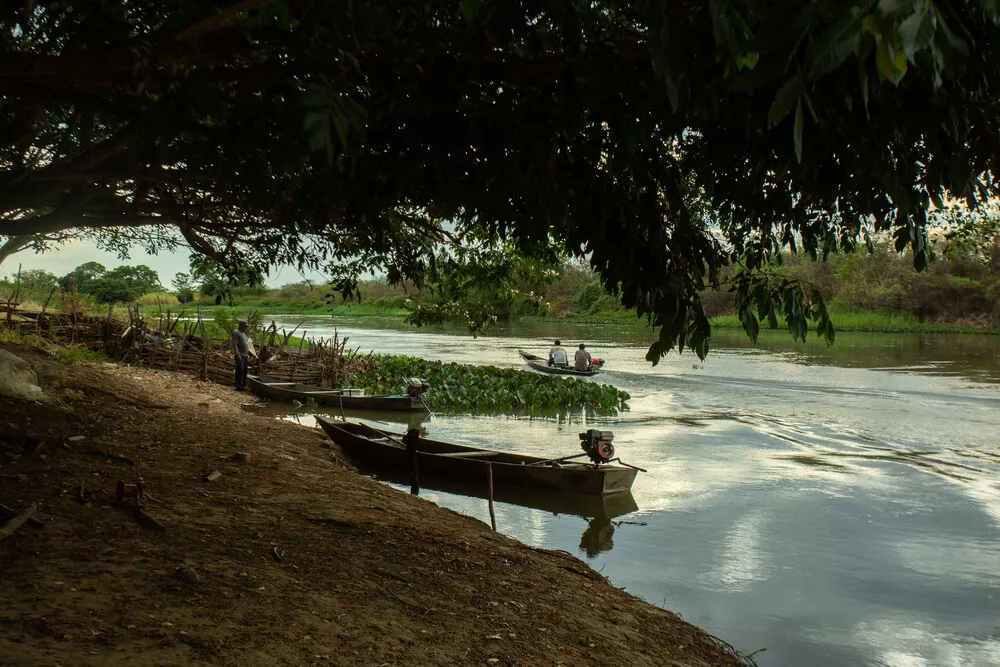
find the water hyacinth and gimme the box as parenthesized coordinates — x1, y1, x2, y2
(347, 355, 630, 414)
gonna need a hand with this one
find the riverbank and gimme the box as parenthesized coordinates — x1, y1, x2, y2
(0, 344, 750, 666)
(132, 302, 1000, 337)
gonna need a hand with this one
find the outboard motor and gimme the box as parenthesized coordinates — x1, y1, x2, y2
(579, 429, 615, 464)
(406, 378, 430, 397)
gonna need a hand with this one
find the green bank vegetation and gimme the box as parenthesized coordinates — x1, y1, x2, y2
(0, 327, 109, 366)
(6, 231, 999, 338)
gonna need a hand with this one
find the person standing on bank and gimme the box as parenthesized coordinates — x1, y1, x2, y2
(231, 320, 256, 391)
(574, 343, 593, 371)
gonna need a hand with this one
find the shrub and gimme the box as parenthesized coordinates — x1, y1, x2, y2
(576, 281, 605, 313)
(135, 291, 181, 306)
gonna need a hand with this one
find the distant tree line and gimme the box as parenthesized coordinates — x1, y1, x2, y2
(1, 262, 163, 305)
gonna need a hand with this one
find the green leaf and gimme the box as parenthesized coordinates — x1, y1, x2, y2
(304, 111, 331, 153)
(793, 98, 804, 163)
(806, 17, 863, 79)
(858, 55, 870, 115)
(876, 38, 907, 85)
(460, 0, 479, 21)
(983, 0, 1000, 22)
(934, 9, 969, 56)
(735, 51, 759, 71)
(877, 0, 912, 16)
(767, 77, 799, 128)
(899, 4, 937, 58)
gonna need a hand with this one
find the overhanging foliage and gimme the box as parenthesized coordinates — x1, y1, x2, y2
(2, 1, 999, 360)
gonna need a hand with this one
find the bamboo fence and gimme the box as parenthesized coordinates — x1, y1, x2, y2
(0, 302, 376, 390)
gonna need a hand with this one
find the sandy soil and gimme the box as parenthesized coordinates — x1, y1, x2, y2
(0, 343, 748, 666)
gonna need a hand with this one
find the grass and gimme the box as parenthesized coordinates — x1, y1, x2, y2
(135, 291, 181, 306)
(92, 297, 1000, 338)
(0, 327, 109, 364)
(55, 347, 109, 365)
(709, 310, 1000, 335)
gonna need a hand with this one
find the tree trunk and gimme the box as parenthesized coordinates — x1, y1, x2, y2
(0, 235, 34, 269)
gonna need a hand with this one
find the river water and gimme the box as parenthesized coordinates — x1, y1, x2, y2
(266, 316, 1000, 667)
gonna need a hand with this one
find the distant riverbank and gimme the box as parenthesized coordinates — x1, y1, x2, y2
(133, 302, 1000, 337)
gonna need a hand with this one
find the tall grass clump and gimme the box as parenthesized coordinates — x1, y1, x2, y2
(135, 291, 181, 306)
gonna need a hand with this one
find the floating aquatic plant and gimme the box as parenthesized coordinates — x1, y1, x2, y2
(347, 355, 630, 414)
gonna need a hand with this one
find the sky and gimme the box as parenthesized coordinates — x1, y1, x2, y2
(2, 238, 331, 288)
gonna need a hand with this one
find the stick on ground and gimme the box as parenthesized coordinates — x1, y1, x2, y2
(0, 502, 44, 528)
(0, 503, 37, 541)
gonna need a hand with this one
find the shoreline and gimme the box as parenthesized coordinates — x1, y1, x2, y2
(136, 304, 1000, 337)
(0, 343, 754, 666)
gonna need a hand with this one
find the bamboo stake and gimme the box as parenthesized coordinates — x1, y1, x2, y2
(487, 464, 496, 531)
(39, 287, 56, 328)
(290, 330, 306, 381)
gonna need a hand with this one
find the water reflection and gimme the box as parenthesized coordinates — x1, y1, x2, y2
(360, 460, 639, 520)
(580, 518, 615, 557)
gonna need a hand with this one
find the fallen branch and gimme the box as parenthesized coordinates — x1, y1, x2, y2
(0, 502, 44, 528)
(0, 503, 37, 541)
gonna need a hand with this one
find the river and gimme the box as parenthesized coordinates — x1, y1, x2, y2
(265, 316, 1000, 666)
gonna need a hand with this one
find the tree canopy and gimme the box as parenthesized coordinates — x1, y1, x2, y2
(87, 265, 162, 304)
(2, 1, 999, 359)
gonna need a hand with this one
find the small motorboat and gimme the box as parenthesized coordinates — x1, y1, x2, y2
(316, 418, 641, 495)
(518, 349, 604, 377)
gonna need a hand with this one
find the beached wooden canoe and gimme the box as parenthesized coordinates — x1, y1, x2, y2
(249, 376, 428, 412)
(518, 349, 602, 377)
(316, 418, 638, 495)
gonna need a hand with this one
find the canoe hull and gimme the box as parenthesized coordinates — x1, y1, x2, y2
(317, 418, 637, 495)
(517, 350, 603, 376)
(249, 376, 427, 412)
(525, 359, 601, 377)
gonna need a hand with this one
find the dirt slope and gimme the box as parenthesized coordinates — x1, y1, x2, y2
(0, 343, 748, 666)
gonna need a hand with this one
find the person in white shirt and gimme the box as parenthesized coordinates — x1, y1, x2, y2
(548, 340, 568, 366)
(574, 343, 593, 371)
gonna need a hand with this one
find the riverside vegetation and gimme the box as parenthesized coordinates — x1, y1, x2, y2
(349, 354, 630, 414)
(4, 231, 999, 337)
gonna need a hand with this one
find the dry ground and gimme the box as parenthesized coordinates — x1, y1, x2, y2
(0, 343, 748, 666)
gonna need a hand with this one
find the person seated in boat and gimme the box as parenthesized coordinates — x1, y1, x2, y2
(574, 343, 593, 371)
(549, 340, 569, 366)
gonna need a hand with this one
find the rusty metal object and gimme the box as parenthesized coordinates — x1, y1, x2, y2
(115, 480, 144, 503)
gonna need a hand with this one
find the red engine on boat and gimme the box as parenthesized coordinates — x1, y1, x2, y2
(579, 429, 615, 464)
(591, 358, 604, 367)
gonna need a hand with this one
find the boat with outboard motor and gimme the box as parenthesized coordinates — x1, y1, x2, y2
(518, 349, 604, 377)
(316, 417, 641, 495)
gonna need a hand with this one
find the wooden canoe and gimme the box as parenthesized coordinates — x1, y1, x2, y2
(316, 418, 638, 495)
(518, 350, 602, 377)
(249, 376, 428, 412)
